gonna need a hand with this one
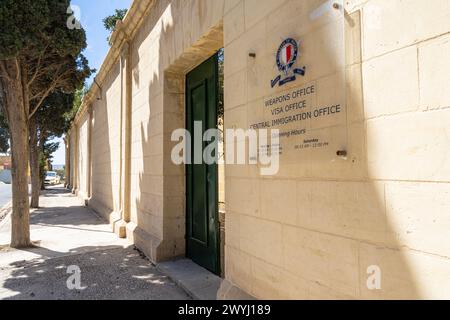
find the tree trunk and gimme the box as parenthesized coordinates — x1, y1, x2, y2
(38, 133, 46, 190)
(29, 117, 40, 208)
(0, 60, 32, 248)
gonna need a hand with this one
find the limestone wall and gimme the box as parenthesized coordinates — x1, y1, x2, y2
(68, 0, 450, 300)
(69, 128, 76, 190)
(90, 61, 123, 220)
(77, 113, 89, 199)
(223, 0, 450, 299)
(127, 0, 224, 260)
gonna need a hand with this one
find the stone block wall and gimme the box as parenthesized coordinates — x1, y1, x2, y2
(223, 0, 450, 299)
(76, 113, 89, 200)
(89, 61, 123, 221)
(68, 0, 450, 299)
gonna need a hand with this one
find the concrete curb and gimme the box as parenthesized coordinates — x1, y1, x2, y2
(0, 201, 12, 227)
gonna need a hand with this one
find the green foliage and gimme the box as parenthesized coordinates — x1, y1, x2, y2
(103, 9, 128, 43)
(33, 89, 76, 186)
(28, 52, 93, 120)
(0, 77, 9, 153)
(0, 0, 50, 59)
(55, 168, 65, 180)
(43, 141, 60, 161)
(103, 9, 128, 32)
(0, 0, 94, 245)
(0, 0, 93, 118)
(37, 90, 74, 138)
(0, 109, 9, 153)
(0, 0, 86, 60)
(64, 87, 87, 125)
(1, 0, 94, 172)
(39, 151, 47, 189)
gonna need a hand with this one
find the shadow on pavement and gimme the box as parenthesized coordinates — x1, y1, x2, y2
(0, 245, 191, 300)
(41, 186, 72, 197)
(0, 186, 191, 300)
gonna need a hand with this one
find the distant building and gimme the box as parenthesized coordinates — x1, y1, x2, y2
(52, 164, 65, 171)
(0, 166, 11, 184)
(0, 156, 11, 170)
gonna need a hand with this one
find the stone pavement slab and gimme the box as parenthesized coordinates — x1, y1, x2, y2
(0, 246, 190, 300)
(0, 186, 130, 265)
(0, 186, 191, 300)
(157, 259, 223, 300)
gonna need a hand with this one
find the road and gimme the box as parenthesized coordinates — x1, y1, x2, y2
(0, 183, 11, 209)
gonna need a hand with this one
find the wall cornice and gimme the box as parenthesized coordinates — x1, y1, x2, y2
(73, 0, 155, 125)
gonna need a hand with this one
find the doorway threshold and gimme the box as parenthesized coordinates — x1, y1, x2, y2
(156, 259, 255, 300)
(156, 259, 222, 300)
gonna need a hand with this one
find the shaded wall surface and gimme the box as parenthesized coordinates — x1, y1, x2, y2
(68, 0, 450, 299)
(89, 62, 122, 217)
(77, 113, 89, 199)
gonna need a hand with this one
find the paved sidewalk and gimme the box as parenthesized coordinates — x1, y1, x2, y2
(0, 186, 191, 300)
(0, 201, 11, 224)
(0, 182, 11, 210)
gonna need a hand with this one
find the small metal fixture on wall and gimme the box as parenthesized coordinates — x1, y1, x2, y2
(93, 77, 102, 101)
(336, 150, 348, 158)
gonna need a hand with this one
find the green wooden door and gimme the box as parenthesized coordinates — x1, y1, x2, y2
(186, 54, 219, 275)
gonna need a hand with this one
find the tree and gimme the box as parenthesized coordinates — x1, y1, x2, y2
(0, 91, 9, 154)
(29, 90, 75, 208)
(0, 0, 92, 248)
(103, 9, 128, 43)
(0, 108, 9, 154)
(39, 140, 60, 190)
(65, 87, 87, 123)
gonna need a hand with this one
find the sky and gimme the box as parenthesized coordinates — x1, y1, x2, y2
(52, 0, 133, 165)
